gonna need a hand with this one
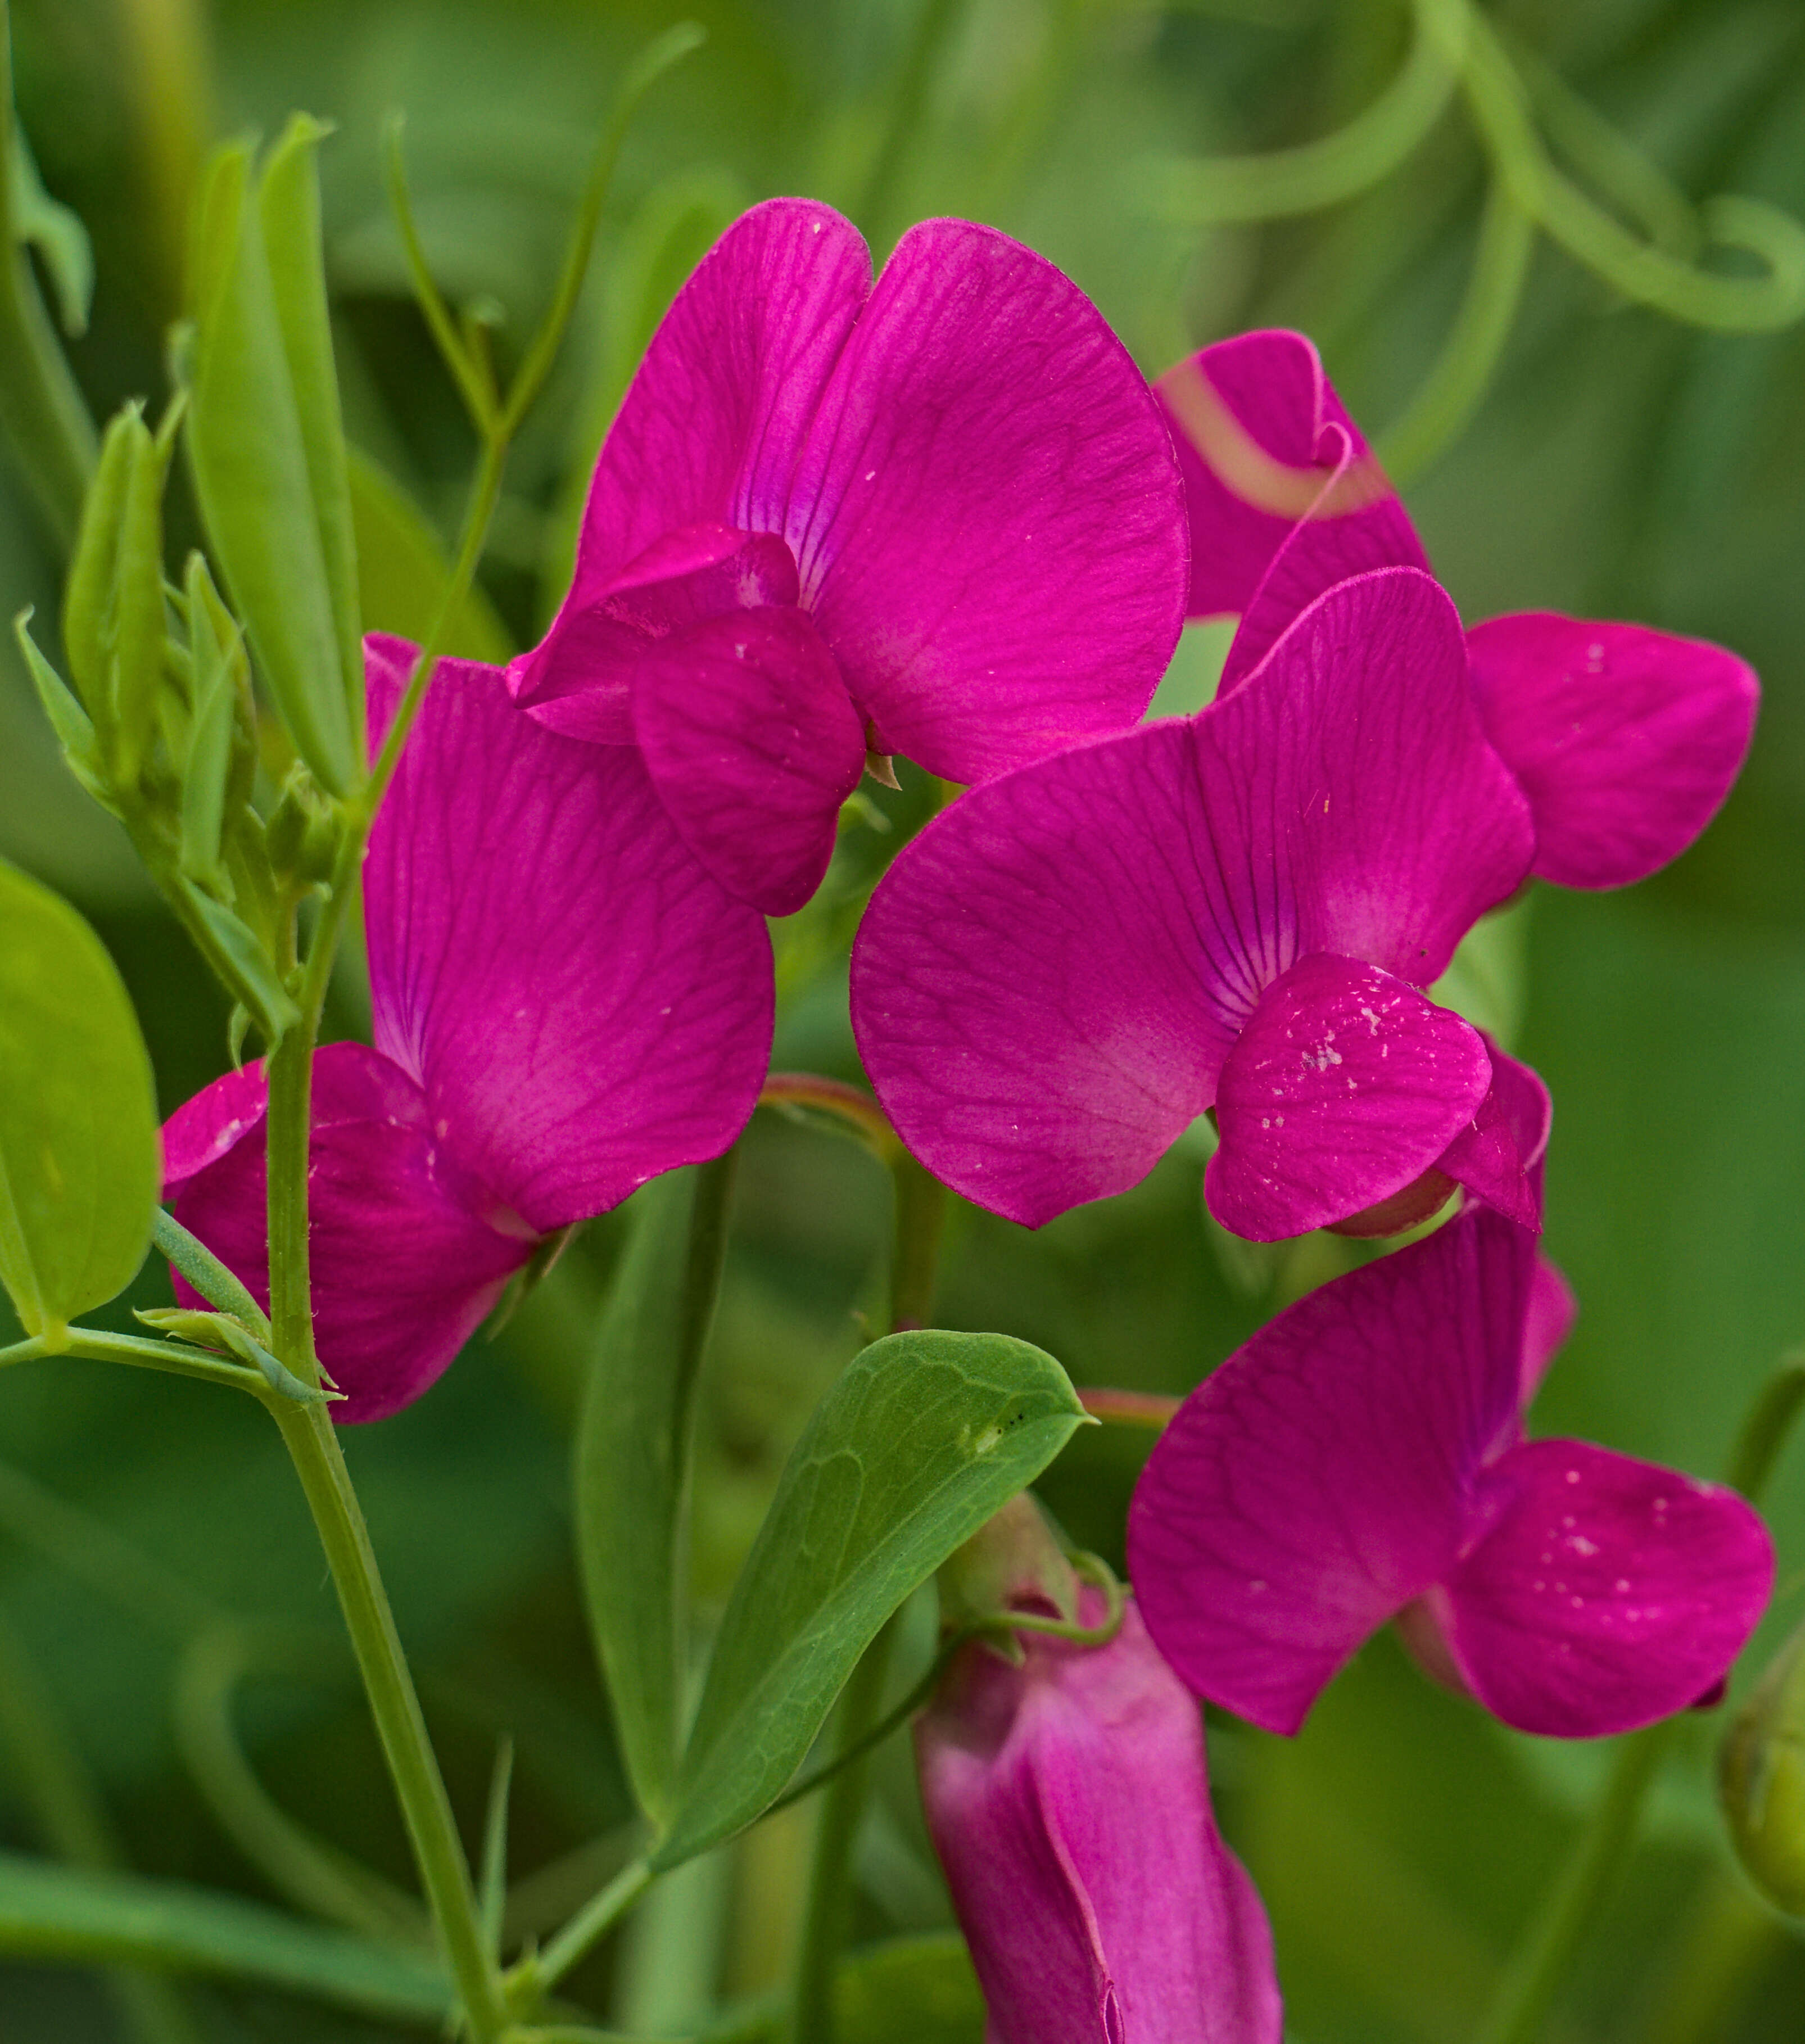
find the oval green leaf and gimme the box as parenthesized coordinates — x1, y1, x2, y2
(0, 859, 159, 1344)
(655, 1329, 1087, 1869)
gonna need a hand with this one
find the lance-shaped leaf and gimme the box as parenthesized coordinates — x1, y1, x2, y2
(574, 1159, 734, 1826)
(655, 1331, 1088, 1869)
(0, 860, 159, 1344)
(184, 128, 360, 795)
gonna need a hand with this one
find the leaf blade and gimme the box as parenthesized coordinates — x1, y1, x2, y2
(658, 1329, 1085, 1868)
(0, 860, 159, 1342)
(575, 1159, 734, 1826)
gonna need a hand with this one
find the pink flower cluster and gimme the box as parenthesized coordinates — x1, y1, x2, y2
(161, 204, 1772, 2036)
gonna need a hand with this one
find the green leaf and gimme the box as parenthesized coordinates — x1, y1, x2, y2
(0, 1848, 453, 2022)
(347, 445, 513, 664)
(183, 137, 359, 797)
(657, 1330, 1087, 1869)
(258, 115, 364, 760)
(7, 127, 92, 337)
(576, 1160, 734, 1827)
(0, 859, 159, 1345)
(702, 1934, 984, 2043)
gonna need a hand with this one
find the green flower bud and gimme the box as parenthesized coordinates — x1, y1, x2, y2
(1720, 1616, 1805, 1915)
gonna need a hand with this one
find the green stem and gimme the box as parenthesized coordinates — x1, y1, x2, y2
(1725, 1356, 1805, 1502)
(1377, 174, 1535, 486)
(1474, 1354, 1803, 2044)
(0, 1326, 274, 1398)
(854, 0, 976, 250)
(1153, 0, 1466, 225)
(269, 1400, 510, 2039)
(173, 1624, 427, 1944)
(0, 0, 97, 553)
(531, 1856, 655, 1995)
(1474, 1721, 1677, 2044)
(0, 1614, 201, 2044)
(783, 1621, 895, 2044)
(888, 1152, 946, 1335)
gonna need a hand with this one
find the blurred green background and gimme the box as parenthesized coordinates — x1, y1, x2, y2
(3, 0, 1804, 2034)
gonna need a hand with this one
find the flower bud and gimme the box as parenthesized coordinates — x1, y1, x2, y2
(1720, 1616, 1805, 1915)
(916, 1512, 1282, 2042)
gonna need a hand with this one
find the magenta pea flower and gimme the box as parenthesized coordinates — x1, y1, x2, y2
(1157, 328, 1758, 889)
(1127, 1199, 1774, 1740)
(852, 564, 1540, 1240)
(917, 1589, 1282, 2043)
(508, 198, 1189, 915)
(160, 635, 773, 1422)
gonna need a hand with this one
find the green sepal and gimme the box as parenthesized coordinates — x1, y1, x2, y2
(0, 859, 160, 1346)
(134, 1307, 332, 1405)
(12, 607, 110, 807)
(183, 133, 360, 797)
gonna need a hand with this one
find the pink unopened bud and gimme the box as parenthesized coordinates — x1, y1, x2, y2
(915, 1591, 1282, 2042)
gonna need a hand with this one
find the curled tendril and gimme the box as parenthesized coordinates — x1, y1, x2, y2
(1144, 0, 1805, 479)
(1154, 0, 1467, 224)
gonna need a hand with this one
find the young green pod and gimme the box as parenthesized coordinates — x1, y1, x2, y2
(178, 551, 250, 892)
(183, 123, 361, 796)
(1721, 1617, 1805, 1916)
(60, 402, 170, 788)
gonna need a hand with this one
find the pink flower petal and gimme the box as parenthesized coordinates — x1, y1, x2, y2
(1207, 956, 1492, 1240)
(1428, 1041, 1552, 1237)
(854, 569, 1532, 1229)
(1155, 330, 1425, 690)
(852, 718, 1243, 1229)
(1520, 1254, 1577, 1408)
(1465, 613, 1759, 889)
(1259, 569, 1533, 979)
(1128, 1208, 1528, 1733)
(513, 525, 800, 745)
(629, 607, 866, 915)
(511, 200, 871, 712)
(364, 635, 773, 1232)
(165, 1046, 531, 1422)
(1437, 1437, 1774, 1736)
(916, 1596, 1282, 2043)
(790, 218, 1188, 782)
(162, 1063, 271, 1195)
